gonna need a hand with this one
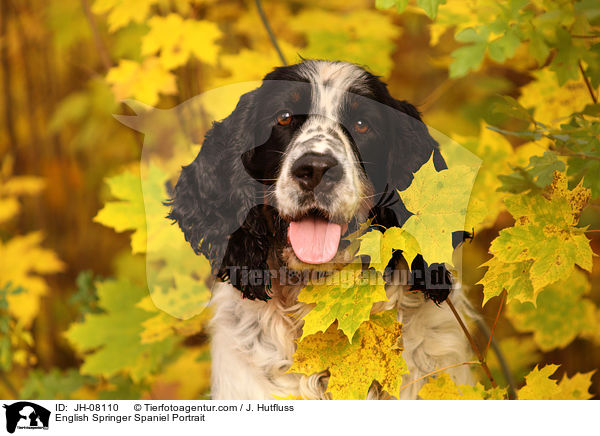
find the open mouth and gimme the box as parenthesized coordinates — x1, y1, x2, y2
(286, 208, 349, 264)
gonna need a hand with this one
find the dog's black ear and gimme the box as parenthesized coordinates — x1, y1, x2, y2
(367, 98, 446, 227)
(387, 99, 446, 192)
(167, 90, 275, 300)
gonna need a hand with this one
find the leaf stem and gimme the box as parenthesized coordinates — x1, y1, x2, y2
(397, 360, 480, 395)
(446, 298, 497, 388)
(484, 289, 506, 359)
(578, 60, 598, 105)
(548, 143, 600, 162)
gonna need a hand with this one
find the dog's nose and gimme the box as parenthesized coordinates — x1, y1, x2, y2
(291, 152, 343, 191)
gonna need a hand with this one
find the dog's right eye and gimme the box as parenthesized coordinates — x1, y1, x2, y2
(276, 110, 293, 126)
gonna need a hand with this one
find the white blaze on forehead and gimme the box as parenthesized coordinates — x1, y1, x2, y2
(273, 61, 370, 222)
(297, 60, 368, 120)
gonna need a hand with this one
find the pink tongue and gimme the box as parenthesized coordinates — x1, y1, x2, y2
(288, 217, 342, 264)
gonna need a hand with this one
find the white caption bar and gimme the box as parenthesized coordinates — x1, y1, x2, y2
(0, 400, 597, 436)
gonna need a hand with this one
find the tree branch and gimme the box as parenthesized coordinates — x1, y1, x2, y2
(446, 298, 498, 388)
(484, 289, 506, 358)
(578, 60, 598, 104)
(81, 0, 112, 72)
(255, 0, 287, 66)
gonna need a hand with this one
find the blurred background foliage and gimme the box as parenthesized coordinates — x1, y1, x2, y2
(0, 0, 599, 399)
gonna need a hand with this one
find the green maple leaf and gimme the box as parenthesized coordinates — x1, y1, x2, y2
(20, 369, 93, 400)
(526, 152, 566, 188)
(375, 0, 408, 13)
(290, 312, 407, 400)
(357, 227, 420, 273)
(398, 154, 478, 267)
(449, 27, 490, 78)
(419, 372, 507, 400)
(94, 168, 148, 254)
(480, 171, 593, 305)
(95, 164, 183, 255)
(478, 258, 534, 305)
(65, 278, 175, 382)
(298, 264, 388, 341)
(518, 365, 594, 400)
(490, 222, 591, 295)
(507, 270, 596, 351)
(488, 28, 521, 63)
(417, 0, 446, 19)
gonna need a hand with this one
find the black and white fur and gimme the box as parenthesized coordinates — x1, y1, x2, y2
(168, 60, 473, 399)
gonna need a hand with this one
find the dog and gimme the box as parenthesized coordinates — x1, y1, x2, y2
(168, 60, 473, 399)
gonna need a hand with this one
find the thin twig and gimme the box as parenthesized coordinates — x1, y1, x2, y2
(484, 289, 506, 358)
(255, 0, 288, 66)
(81, 0, 112, 72)
(398, 360, 480, 395)
(446, 298, 497, 388)
(578, 60, 598, 104)
(419, 78, 453, 112)
(475, 318, 517, 399)
(572, 34, 600, 39)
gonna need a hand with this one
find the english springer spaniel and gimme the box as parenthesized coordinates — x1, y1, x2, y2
(168, 60, 473, 399)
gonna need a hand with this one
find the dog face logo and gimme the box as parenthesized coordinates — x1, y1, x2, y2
(2, 402, 50, 434)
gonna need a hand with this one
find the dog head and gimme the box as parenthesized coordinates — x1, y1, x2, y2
(168, 60, 447, 300)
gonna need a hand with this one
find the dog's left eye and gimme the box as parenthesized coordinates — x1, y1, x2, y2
(276, 110, 293, 126)
(353, 119, 369, 134)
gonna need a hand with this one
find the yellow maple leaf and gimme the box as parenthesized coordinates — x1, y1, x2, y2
(0, 176, 45, 225)
(298, 263, 388, 341)
(106, 58, 176, 106)
(419, 372, 507, 400)
(142, 14, 222, 70)
(357, 227, 420, 272)
(290, 312, 407, 400)
(92, 0, 159, 32)
(398, 154, 478, 267)
(518, 365, 594, 400)
(519, 68, 591, 125)
(0, 232, 64, 325)
(209, 42, 301, 88)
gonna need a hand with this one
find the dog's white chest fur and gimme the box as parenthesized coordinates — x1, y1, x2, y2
(209, 280, 473, 400)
